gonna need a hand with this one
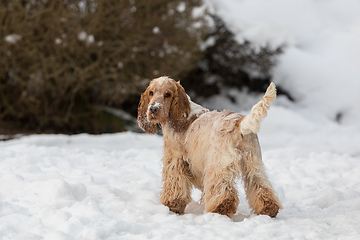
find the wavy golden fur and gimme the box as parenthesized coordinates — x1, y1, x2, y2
(137, 76, 282, 217)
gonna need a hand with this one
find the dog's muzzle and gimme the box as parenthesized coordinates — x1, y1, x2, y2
(149, 105, 159, 114)
(148, 102, 162, 116)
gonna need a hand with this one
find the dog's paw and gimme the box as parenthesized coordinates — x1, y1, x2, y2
(258, 193, 280, 218)
(165, 199, 187, 215)
(213, 198, 238, 217)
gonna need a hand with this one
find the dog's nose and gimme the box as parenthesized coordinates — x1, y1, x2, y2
(149, 105, 159, 114)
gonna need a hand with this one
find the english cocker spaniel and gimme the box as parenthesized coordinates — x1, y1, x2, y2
(137, 76, 282, 217)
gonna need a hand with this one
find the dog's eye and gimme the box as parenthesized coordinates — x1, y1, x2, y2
(164, 93, 171, 98)
(149, 91, 154, 96)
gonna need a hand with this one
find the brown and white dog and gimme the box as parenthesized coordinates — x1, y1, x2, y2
(137, 76, 282, 217)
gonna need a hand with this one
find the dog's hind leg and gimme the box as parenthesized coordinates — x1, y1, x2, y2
(239, 141, 282, 217)
(203, 165, 240, 217)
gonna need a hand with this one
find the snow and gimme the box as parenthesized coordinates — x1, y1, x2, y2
(55, 38, 62, 45)
(177, 2, 186, 13)
(152, 27, 160, 34)
(77, 31, 95, 45)
(148, 102, 162, 111)
(77, 31, 87, 41)
(5, 34, 22, 44)
(207, 0, 360, 126)
(1, 106, 359, 239)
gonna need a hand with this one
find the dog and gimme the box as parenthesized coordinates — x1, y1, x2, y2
(137, 76, 282, 217)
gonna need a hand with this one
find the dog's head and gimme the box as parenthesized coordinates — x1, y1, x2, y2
(137, 76, 190, 134)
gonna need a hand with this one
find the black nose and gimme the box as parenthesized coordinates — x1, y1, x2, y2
(149, 105, 158, 114)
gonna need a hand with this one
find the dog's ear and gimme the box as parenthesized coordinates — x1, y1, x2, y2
(168, 81, 191, 132)
(137, 88, 158, 134)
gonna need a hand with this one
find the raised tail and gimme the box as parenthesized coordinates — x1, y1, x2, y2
(240, 82, 277, 135)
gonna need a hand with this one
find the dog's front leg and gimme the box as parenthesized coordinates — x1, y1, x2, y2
(160, 154, 192, 214)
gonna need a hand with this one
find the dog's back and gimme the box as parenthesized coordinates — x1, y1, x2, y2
(184, 111, 259, 186)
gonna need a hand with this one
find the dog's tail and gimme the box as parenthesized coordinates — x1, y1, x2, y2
(240, 82, 276, 135)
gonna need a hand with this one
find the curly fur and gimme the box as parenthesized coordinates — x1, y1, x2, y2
(137, 76, 282, 217)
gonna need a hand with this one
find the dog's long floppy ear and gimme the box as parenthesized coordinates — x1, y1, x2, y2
(168, 81, 191, 132)
(137, 88, 158, 134)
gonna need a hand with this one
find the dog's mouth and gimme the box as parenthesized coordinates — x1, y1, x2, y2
(147, 112, 158, 122)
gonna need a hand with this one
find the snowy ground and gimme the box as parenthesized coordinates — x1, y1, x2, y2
(1, 104, 359, 239)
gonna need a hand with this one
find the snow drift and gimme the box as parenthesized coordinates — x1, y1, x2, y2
(207, 0, 360, 126)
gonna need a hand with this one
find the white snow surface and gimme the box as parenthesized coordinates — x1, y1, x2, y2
(207, 0, 360, 125)
(1, 107, 360, 239)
